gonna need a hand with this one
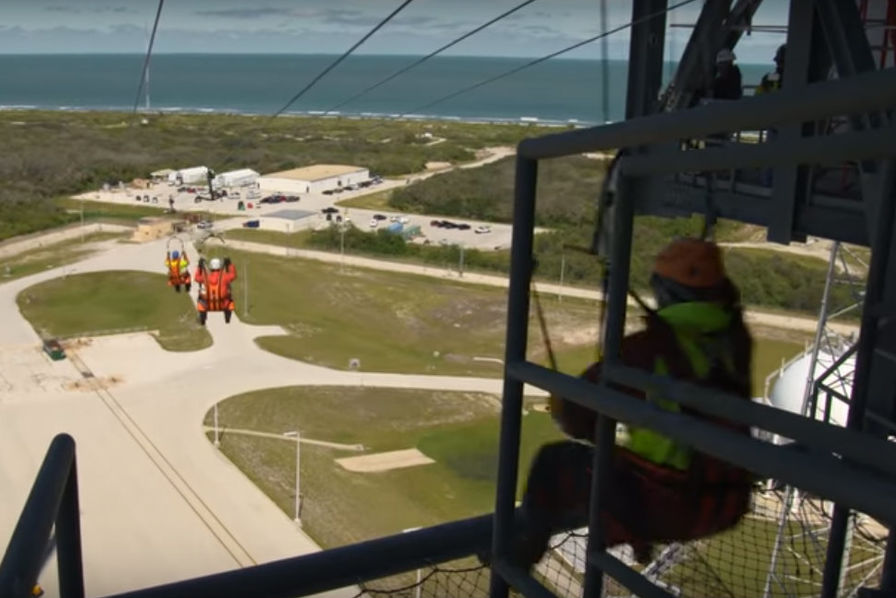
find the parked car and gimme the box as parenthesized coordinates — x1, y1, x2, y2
(177, 186, 188, 192)
(321, 207, 339, 214)
(440, 220, 457, 229)
(285, 195, 300, 203)
(242, 219, 260, 228)
(399, 217, 410, 224)
(231, 191, 241, 199)
(322, 190, 335, 196)
(346, 184, 358, 191)
(474, 225, 492, 234)
(197, 220, 214, 230)
(430, 220, 442, 227)
(373, 214, 387, 221)
(457, 223, 471, 231)
(369, 218, 379, 229)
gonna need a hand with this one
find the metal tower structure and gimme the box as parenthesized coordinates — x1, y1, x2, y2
(2, 1, 896, 598)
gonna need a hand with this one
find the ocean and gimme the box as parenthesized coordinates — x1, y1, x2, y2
(0, 54, 770, 125)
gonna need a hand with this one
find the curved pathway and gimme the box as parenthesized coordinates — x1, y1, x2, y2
(0, 236, 532, 598)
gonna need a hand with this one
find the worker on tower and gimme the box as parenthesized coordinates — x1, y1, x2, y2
(712, 49, 743, 101)
(165, 249, 191, 293)
(512, 238, 755, 567)
(757, 45, 786, 94)
(194, 256, 237, 325)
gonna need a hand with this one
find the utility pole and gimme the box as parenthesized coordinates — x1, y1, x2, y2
(558, 251, 566, 302)
(284, 431, 302, 525)
(243, 261, 248, 318)
(340, 223, 345, 272)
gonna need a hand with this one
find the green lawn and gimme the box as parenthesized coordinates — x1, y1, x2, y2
(56, 197, 168, 224)
(0, 232, 123, 284)
(228, 249, 598, 376)
(17, 271, 211, 351)
(334, 189, 394, 210)
(208, 387, 562, 548)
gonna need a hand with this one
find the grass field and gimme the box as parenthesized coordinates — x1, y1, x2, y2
(207, 387, 562, 548)
(335, 189, 395, 211)
(17, 271, 211, 351)
(0, 232, 124, 283)
(227, 249, 601, 376)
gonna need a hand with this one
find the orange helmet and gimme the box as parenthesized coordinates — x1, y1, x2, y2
(653, 238, 726, 289)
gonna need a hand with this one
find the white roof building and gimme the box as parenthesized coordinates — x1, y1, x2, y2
(168, 166, 209, 185)
(213, 168, 259, 188)
(259, 164, 369, 194)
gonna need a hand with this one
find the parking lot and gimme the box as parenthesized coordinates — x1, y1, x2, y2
(74, 179, 515, 251)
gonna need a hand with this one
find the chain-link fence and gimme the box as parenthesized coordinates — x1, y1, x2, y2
(349, 488, 886, 598)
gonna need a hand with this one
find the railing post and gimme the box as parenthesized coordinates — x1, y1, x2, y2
(0, 434, 81, 598)
(583, 173, 636, 597)
(57, 456, 85, 598)
(489, 154, 538, 598)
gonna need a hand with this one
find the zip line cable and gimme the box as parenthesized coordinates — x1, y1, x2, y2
(399, 0, 698, 118)
(322, 0, 540, 115)
(272, 0, 416, 118)
(600, 0, 610, 124)
(132, 0, 164, 116)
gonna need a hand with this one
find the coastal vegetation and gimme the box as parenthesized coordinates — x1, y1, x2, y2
(0, 110, 553, 241)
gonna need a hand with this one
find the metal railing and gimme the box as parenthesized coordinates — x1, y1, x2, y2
(0, 434, 84, 598)
(489, 65, 896, 598)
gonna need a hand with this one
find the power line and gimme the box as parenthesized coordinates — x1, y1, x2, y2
(272, 0, 416, 118)
(399, 0, 699, 119)
(323, 0, 540, 116)
(133, 0, 164, 116)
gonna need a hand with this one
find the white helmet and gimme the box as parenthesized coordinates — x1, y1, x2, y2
(209, 257, 223, 270)
(716, 49, 736, 64)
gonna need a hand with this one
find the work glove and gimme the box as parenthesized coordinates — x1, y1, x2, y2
(198, 257, 206, 269)
(223, 257, 231, 269)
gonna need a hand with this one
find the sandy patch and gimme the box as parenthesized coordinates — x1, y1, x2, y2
(336, 448, 435, 472)
(425, 161, 452, 171)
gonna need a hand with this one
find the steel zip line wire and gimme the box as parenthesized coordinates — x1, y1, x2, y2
(600, 0, 610, 124)
(322, 0, 540, 116)
(399, 0, 699, 119)
(133, 0, 164, 116)
(272, 0, 416, 118)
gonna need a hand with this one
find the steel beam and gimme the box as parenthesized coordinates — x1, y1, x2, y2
(661, 0, 729, 112)
(108, 514, 496, 598)
(0, 434, 81, 598)
(518, 68, 896, 161)
(505, 360, 896, 525)
(625, 0, 668, 120)
(488, 155, 538, 598)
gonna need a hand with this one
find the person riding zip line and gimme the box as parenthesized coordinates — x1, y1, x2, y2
(193, 256, 237, 325)
(165, 249, 191, 293)
(513, 238, 755, 567)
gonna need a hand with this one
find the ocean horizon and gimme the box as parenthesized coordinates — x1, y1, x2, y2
(0, 54, 771, 125)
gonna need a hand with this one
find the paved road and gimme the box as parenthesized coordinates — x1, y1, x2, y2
(0, 236, 539, 597)
(0, 219, 853, 596)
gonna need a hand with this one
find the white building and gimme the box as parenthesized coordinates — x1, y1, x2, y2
(168, 166, 209, 185)
(213, 168, 259, 189)
(258, 164, 369, 194)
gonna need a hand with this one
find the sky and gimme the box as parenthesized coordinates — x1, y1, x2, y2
(0, 0, 789, 62)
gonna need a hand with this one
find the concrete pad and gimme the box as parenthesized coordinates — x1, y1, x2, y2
(335, 449, 435, 473)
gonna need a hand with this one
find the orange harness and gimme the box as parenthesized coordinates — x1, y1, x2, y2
(197, 268, 234, 312)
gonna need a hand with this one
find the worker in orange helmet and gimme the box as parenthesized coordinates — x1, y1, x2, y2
(164, 249, 191, 293)
(193, 256, 237, 325)
(514, 238, 755, 567)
